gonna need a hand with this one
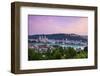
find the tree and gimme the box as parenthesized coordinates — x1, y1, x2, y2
(28, 48, 42, 60)
(75, 50, 88, 58)
(52, 48, 62, 59)
(64, 47, 77, 59)
(84, 46, 88, 52)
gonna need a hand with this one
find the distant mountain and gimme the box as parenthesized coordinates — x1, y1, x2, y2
(28, 33, 88, 42)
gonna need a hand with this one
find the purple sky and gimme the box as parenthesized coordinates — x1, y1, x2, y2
(28, 15, 88, 35)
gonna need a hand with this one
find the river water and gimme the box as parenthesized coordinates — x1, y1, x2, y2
(29, 43, 86, 50)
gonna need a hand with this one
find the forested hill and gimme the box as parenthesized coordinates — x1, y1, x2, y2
(29, 33, 87, 42)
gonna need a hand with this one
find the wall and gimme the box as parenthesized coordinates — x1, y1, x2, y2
(0, 0, 100, 76)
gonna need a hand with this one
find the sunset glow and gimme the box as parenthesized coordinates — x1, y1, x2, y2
(28, 15, 88, 35)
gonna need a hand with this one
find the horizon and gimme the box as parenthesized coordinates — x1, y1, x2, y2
(28, 15, 88, 35)
(28, 33, 88, 36)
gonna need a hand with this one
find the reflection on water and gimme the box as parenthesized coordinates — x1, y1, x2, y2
(29, 43, 86, 50)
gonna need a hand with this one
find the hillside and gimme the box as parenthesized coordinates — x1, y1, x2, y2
(28, 33, 87, 42)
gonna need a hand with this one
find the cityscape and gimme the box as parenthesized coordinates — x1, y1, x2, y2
(28, 15, 88, 60)
(28, 33, 88, 60)
(28, 34, 87, 52)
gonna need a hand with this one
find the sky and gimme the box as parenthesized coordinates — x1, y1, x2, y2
(28, 15, 88, 35)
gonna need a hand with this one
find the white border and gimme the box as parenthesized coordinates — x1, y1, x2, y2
(20, 6, 95, 70)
